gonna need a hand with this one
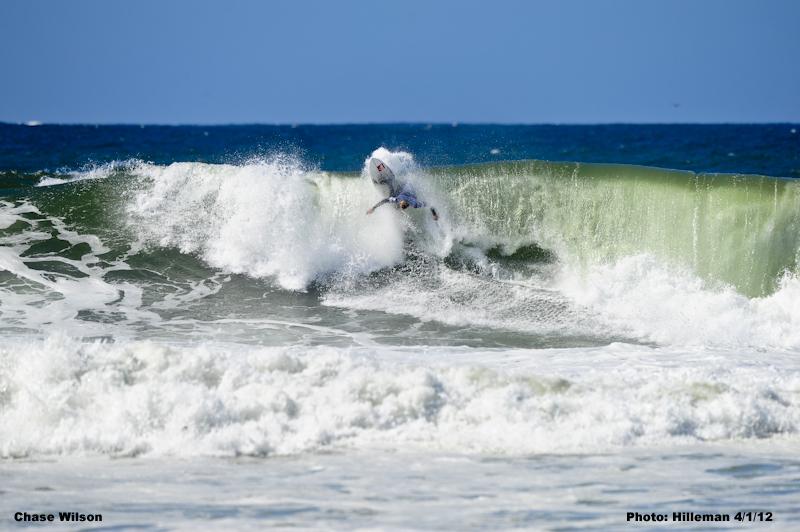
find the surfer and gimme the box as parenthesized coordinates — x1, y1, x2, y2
(366, 183, 439, 220)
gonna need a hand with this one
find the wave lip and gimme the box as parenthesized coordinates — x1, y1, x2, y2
(430, 159, 800, 298)
(35, 159, 144, 187)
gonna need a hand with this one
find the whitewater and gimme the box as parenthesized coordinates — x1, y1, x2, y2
(2, 138, 800, 529)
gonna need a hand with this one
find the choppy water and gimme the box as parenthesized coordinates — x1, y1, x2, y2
(1, 123, 799, 530)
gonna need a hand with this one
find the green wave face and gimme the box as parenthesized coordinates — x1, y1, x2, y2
(430, 161, 800, 297)
(8, 158, 800, 299)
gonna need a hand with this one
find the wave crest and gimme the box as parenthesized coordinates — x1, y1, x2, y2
(128, 155, 409, 290)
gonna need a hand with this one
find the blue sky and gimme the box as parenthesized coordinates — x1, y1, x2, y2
(1, 0, 798, 124)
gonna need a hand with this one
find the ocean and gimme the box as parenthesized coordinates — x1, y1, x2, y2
(1, 123, 799, 530)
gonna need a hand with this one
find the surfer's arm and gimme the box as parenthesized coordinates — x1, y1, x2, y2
(366, 197, 392, 215)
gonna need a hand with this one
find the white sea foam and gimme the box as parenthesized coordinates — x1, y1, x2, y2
(0, 336, 797, 459)
(0, 201, 157, 336)
(0, 200, 41, 229)
(123, 149, 460, 298)
(3, 153, 800, 463)
(128, 154, 417, 290)
(558, 254, 800, 350)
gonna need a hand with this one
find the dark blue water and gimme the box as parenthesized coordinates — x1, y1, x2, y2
(2, 123, 798, 177)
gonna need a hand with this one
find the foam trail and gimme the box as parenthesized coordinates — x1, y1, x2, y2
(323, 263, 593, 336)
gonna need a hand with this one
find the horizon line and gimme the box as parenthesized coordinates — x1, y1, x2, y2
(2, 120, 799, 128)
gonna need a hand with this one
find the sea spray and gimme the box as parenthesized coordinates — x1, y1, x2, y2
(128, 156, 407, 290)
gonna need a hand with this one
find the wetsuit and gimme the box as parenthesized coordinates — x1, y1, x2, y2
(368, 183, 438, 219)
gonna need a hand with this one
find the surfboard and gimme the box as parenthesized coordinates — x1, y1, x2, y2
(368, 158, 397, 195)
